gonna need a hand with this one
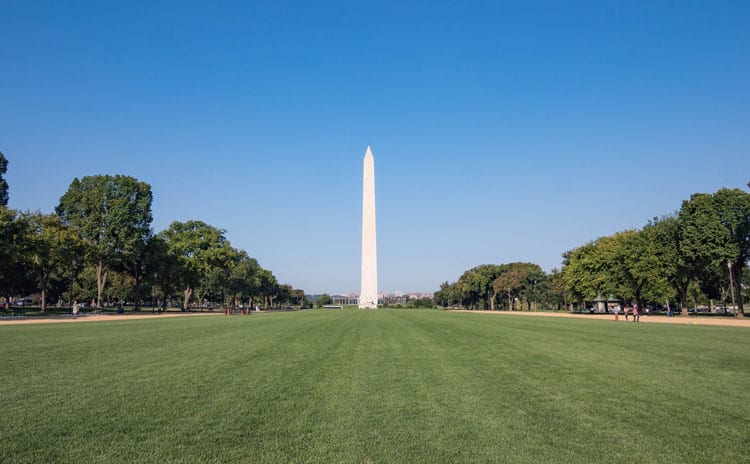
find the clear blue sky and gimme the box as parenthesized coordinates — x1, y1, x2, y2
(2, 1, 749, 294)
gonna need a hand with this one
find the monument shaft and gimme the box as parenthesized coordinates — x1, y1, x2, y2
(360, 146, 378, 308)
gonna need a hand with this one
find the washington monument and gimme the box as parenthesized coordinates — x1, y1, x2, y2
(359, 146, 378, 308)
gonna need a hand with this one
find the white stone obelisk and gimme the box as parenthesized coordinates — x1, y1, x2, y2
(359, 146, 378, 308)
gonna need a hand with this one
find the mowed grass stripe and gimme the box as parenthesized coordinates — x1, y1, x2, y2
(1, 309, 748, 463)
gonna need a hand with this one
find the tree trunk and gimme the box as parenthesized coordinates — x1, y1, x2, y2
(490, 290, 497, 311)
(133, 273, 142, 311)
(679, 283, 689, 316)
(680, 282, 690, 316)
(41, 289, 46, 313)
(95, 261, 108, 309)
(733, 264, 744, 315)
(183, 287, 192, 312)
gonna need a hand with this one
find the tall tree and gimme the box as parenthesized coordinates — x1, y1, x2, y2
(649, 215, 693, 315)
(276, 284, 293, 309)
(56, 175, 153, 309)
(228, 253, 261, 309)
(256, 269, 279, 309)
(712, 188, 750, 314)
(24, 212, 83, 312)
(0, 151, 8, 206)
(0, 207, 33, 307)
(477, 264, 506, 310)
(546, 268, 567, 311)
(201, 243, 241, 310)
(678, 191, 743, 312)
(608, 229, 671, 313)
(562, 241, 615, 308)
(290, 288, 307, 308)
(516, 263, 546, 310)
(142, 235, 184, 311)
(492, 263, 534, 311)
(456, 264, 504, 310)
(434, 281, 457, 308)
(159, 220, 231, 311)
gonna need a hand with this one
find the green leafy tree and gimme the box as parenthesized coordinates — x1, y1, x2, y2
(56, 175, 153, 309)
(289, 288, 307, 308)
(256, 269, 279, 309)
(434, 281, 458, 308)
(456, 271, 481, 309)
(159, 221, 231, 310)
(412, 297, 434, 308)
(24, 212, 83, 312)
(315, 294, 333, 307)
(228, 252, 261, 309)
(518, 263, 547, 310)
(563, 230, 670, 312)
(142, 235, 184, 311)
(276, 284, 293, 309)
(712, 188, 750, 313)
(546, 268, 567, 310)
(477, 264, 506, 310)
(0, 208, 35, 307)
(678, 189, 750, 314)
(107, 270, 135, 309)
(492, 264, 526, 311)
(607, 229, 671, 313)
(74, 266, 99, 307)
(456, 264, 504, 310)
(202, 244, 242, 310)
(562, 241, 615, 309)
(679, 193, 734, 302)
(649, 215, 693, 314)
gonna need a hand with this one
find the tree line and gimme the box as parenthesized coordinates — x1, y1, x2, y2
(436, 185, 750, 316)
(434, 262, 560, 311)
(0, 151, 305, 312)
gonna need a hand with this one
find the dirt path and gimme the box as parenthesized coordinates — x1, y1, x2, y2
(0, 311, 222, 326)
(452, 310, 750, 328)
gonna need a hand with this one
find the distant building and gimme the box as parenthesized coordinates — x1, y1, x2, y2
(332, 294, 359, 305)
(329, 292, 434, 306)
(382, 294, 408, 305)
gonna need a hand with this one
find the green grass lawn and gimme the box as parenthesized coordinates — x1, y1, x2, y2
(1, 309, 748, 463)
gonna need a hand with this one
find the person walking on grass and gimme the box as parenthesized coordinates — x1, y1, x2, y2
(614, 305, 620, 321)
(633, 305, 640, 323)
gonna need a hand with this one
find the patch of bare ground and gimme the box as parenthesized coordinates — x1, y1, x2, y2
(451, 309, 750, 327)
(0, 311, 221, 325)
